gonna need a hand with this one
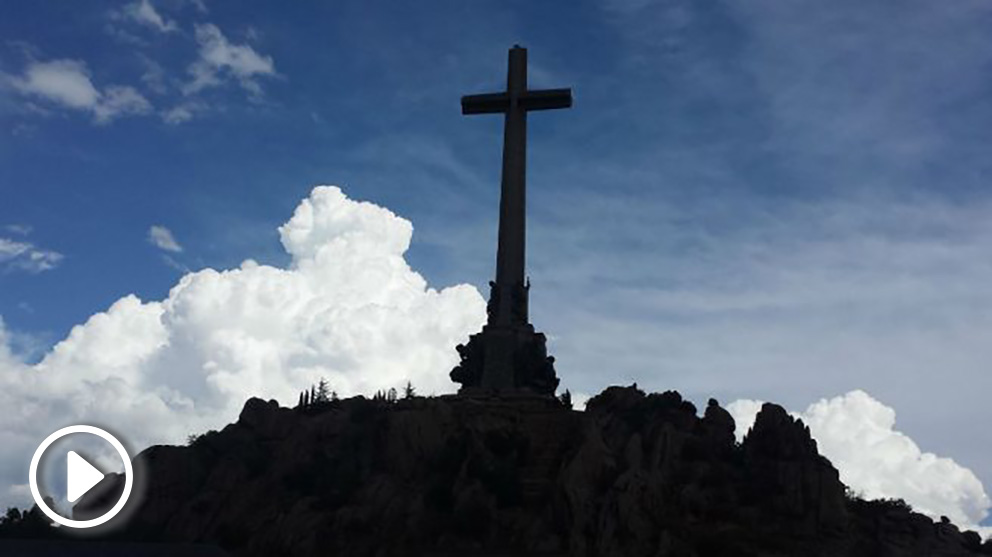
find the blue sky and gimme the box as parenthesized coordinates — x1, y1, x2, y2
(3, 0, 992, 528)
(0, 0, 614, 341)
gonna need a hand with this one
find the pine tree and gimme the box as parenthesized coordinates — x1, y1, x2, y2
(403, 380, 416, 399)
(2, 507, 22, 525)
(315, 379, 330, 403)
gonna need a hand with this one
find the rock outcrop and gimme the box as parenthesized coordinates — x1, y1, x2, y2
(75, 386, 992, 557)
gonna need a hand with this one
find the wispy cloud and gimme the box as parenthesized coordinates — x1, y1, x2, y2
(187, 0, 208, 14)
(148, 225, 183, 253)
(161, 254, 190, 273)
(92, 86, 152, 123)
(8, 59, 151, 124)
(0, 237, 62, 273)
(160, 101, 204, 124)
(3, 225, 32, 236)
(123, 0, 178, 33)
(139, 55, 168, 95)
(183, 23, 277, 97)
(13, 16, 275, 126)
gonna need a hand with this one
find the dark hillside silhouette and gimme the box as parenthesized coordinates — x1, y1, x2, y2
(68, 387, 992, 556)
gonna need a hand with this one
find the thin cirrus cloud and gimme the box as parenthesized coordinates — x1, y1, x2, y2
(160, 100, 207, 124)
(8, 59, 151, 124)
(148, 225, 183, 253)
(122, 0, 178, 33)
(183, 23, 277, 97)
(3, 225, 32, 236)
(0, 237, 62, 274)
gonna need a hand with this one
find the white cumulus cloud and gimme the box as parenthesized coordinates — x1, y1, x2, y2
(184, 24, 276, 97)
(0, 186, 485, 510)
(10, 59, 151, 124)
(727, 391, 991, 534)
(148, 225, 183, 253)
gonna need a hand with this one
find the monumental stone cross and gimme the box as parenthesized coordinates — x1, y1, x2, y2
(450, 46, 570, 395)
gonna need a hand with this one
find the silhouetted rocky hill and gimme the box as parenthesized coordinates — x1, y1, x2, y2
(75, 386, 992, 556)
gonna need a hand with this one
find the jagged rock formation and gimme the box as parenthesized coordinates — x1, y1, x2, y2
(76, 386, 992, 557)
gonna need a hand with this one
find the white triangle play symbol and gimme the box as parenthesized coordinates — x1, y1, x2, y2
(66, 451, 105, 504)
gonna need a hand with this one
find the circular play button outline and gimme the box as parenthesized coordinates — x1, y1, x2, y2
(29, 425, 133, 529)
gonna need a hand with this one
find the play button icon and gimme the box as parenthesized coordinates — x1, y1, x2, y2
(29, 425, 134, 529)
(66, 450, 106, 504)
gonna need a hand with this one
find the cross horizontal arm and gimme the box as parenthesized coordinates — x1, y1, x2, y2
(462, 93, 509, 115)
(463, 88, 573, 115)
(519, 88, 572, 111)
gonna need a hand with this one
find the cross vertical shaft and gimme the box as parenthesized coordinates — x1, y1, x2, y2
(494, 47, 528, 326)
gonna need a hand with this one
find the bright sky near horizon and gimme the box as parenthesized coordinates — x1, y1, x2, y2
(2, 0, 992, 534)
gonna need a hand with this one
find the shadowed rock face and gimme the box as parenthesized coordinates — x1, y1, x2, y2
(76, 387, 992, 557)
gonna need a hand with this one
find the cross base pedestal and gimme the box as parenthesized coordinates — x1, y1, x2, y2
(450, 323, 559, 396)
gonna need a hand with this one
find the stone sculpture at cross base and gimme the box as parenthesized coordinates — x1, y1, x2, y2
(449, 46, 570, 397)
(450, 283, 560, 396)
